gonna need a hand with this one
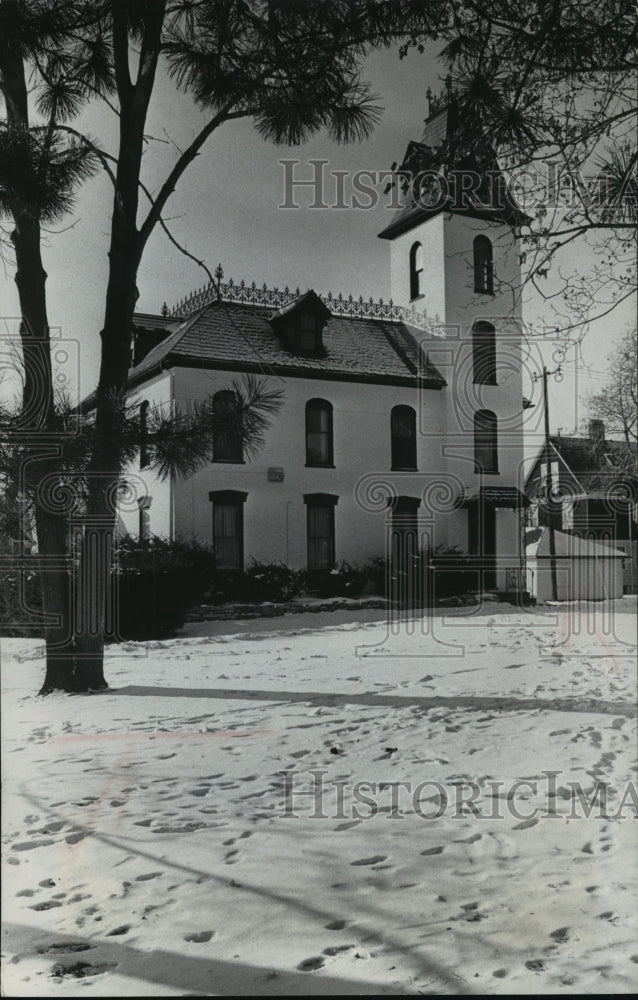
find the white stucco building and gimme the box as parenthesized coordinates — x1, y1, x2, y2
(115, 102, 532, 595)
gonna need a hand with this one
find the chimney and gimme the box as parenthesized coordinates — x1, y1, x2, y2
(589, 419, 605, 451)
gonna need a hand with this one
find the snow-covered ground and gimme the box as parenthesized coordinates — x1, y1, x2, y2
(2, 599, 637, 996)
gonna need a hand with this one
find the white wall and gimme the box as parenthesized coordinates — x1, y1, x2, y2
(387, 210, 526, 570)
(527, 556, 624, 601)
(118, 372, 173, 540)
(122, 210, 527, 582)
(171, 367, 448, 568)
(389, 213, 446, 320)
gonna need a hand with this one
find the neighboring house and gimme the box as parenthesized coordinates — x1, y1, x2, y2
(86, 99, 532, 594)
(525, 420, 638, 593)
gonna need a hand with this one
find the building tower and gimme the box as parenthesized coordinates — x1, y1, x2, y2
(379, 95, 531, 592)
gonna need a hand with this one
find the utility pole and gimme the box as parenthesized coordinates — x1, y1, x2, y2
(532, 365, 562, 601)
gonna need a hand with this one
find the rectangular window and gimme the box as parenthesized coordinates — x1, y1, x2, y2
(307, 505, 335, 570)
(299, 311, 317, 352)
(474, 410, 498, 474)
(213, 502, 243, 569)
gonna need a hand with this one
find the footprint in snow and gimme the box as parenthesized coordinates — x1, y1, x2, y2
(298, 956, 325, 972)
(525, 959, 545, 971)
(50, 960, 117, 979)
(351, 855, 387, 866)
(12, 839, 55, 852)
(325, 919, 347, 930)
(421, 846, 444, 855)
(65, 831, 87, 845)
(323, 944, 354, 956)
(184, 930, 215, 943)
(37, 943, 93, 955)
(135, 871, 163, 881)
(513, 817, 539, 831)
(550, 926, 569, 942)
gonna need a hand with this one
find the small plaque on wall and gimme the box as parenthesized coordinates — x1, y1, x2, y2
(268, 467, 285, 482)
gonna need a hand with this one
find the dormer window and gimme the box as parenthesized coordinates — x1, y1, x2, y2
(298, 311, 318, 353)
(269, 289, 330, 356)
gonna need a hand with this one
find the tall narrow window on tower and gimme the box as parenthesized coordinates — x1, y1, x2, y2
(391, 405, 417, 470)
(472, 321, 497, 384)
(474, 409, 499, 473)
(473, 235, 494, 294)
(409, 241, 424, 300)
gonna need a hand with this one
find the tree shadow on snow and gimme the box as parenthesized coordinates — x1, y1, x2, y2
(105, 685, 634, 717)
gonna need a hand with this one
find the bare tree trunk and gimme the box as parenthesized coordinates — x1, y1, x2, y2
(71, 0, 166, 689)
(72, 237, 140, 689)
(13, 216, 77, 693)
(2, 32, 76, 694)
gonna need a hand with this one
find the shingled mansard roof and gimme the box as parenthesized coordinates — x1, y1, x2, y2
(123, 297, 446, 391)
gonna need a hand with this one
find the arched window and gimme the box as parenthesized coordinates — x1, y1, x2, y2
(213, 390, 243, 463)
(474, 409, 498, 473)
(409, 241, 424, 300)
(139, 400, 150, 468)
(472, 321, 497, 385)
(305, 399, 333, 466)
(391, 405, 417, 470)
(473, 235, 494, 294)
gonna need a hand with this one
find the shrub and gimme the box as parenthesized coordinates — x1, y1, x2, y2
(243, 561, 305, 603)
(0, 563, 44, 637)
(305, 561, 369, 598)
(113, 535, 215, 640)
(208, 560, 305, 605)
(429, 546, 480, 600)
(357, 545, 474, 606)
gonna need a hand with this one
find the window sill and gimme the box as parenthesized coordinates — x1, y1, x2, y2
(410, 294, 425, 303)
(212, 459, 245, 465)
(473, 379, 498, 387)
(306, 463, 335, 469)
(474, 288, 495, 296)
(391, 466, 418, 472)
(475, 469, 500, 476)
